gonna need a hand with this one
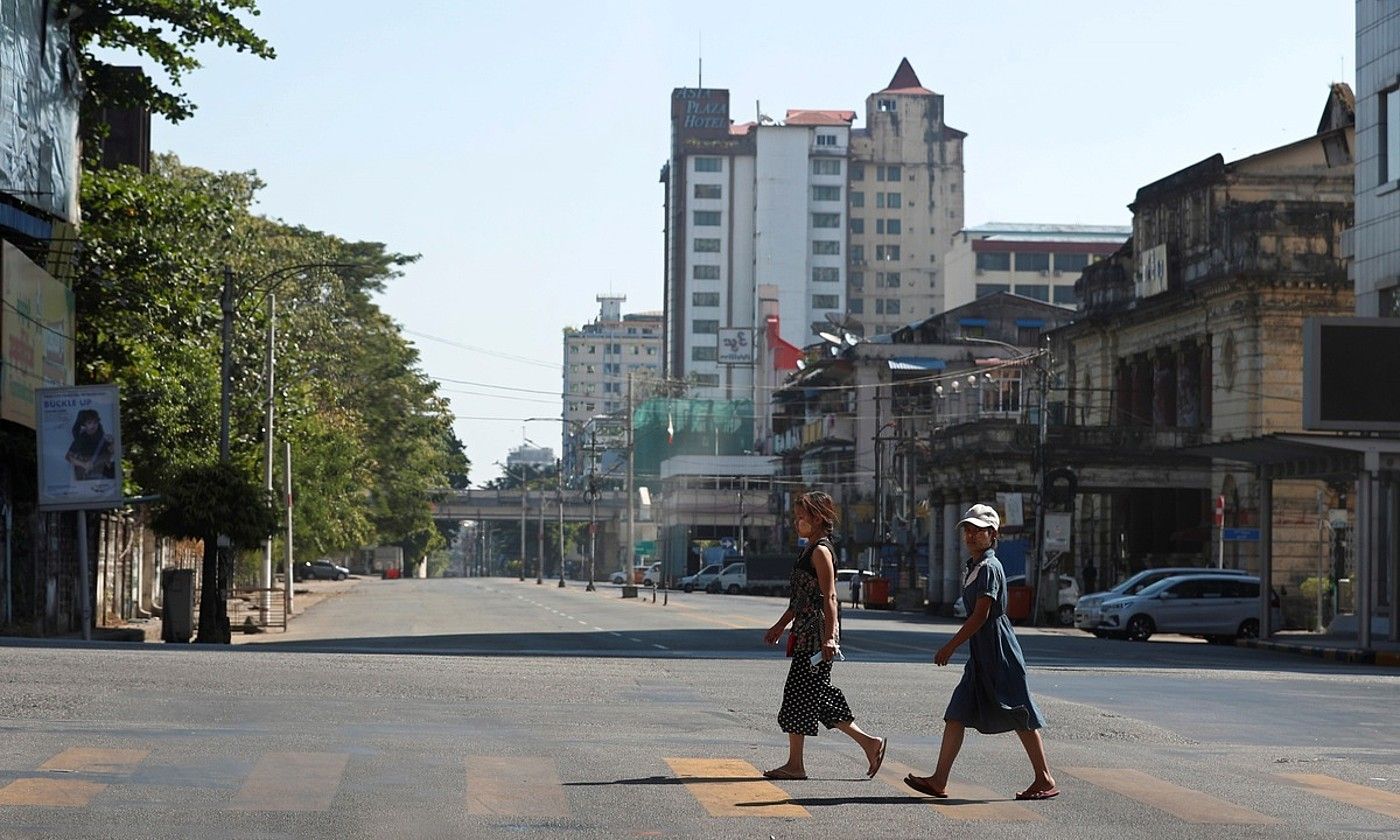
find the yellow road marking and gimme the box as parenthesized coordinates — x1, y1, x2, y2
(0, 746, 150, 807)
(1062, 767, 1278, 824)
(876, 758, 1043, 821)
(1280, 772, 1400, 820)
(229, 752, 350, 812)
(465, 756, 571, 818)
(38, 748, 149, 774)
(665, 758, 808, 817)
(0, 778, 107, 807)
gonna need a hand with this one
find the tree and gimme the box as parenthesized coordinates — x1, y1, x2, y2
(68, 0, 275, 148)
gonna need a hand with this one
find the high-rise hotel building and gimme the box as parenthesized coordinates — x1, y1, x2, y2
(662, 61, 966, 398)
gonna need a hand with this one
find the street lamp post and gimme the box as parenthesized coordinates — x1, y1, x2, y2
(556, 458, 566, 588)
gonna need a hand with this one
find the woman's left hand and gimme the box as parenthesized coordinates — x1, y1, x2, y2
(933, 642, 956, 666)
(821, 639, 839, 661)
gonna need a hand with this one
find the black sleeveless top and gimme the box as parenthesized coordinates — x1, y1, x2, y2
(787, 537, 838, 654)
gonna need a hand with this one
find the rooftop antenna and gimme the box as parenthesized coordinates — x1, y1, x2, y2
(697, 31, 702, 88)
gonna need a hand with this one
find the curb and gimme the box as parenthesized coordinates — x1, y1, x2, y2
(1235, 637, 1400, 667)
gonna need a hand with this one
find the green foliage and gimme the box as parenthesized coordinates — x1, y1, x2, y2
(69, 0, 276, 148)
(77, 155, 470, 562)
(150, 461, 278, 546)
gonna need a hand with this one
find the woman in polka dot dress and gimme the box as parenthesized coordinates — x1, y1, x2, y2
(761, 491, 888, 781)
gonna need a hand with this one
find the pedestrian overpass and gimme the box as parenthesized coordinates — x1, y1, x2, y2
(429, 488, 630, 523)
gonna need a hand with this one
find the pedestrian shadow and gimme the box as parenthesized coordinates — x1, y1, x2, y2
(563, 775, 761, 787)
(736, 794, 989, 807)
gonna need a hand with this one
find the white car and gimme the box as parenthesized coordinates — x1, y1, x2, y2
(1074, 567, 1250, 634)
(834, 569, 876, 602)
(1097, 573, 1279, 642)
(954, 575, 1080, 625)
(679, 564, 723, 592)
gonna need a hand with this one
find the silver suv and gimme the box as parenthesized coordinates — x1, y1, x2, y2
(1074, 567, 1250, 635)
(1096, 574, 1280, 642)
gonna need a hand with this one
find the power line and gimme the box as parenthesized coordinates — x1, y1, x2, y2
(405, 329, 559, 369)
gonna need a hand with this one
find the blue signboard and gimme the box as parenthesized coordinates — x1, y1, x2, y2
(1222, 528, 1261, 542)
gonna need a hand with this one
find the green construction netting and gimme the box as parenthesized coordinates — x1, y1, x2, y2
(632, 398, 754, 477)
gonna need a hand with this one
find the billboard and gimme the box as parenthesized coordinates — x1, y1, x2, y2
(35, 385, 124, 511)
(2, 242, 76, 428)
(1303, 317, 1400, 432)
(1136, 243, 1168, 299)
(718, 328, 755, 365)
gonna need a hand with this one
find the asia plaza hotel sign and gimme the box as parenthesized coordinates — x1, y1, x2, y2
(671, 88, 751, 155)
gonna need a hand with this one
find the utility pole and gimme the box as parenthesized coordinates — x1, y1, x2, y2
(536, 493, 544, 585)
(625, 371, 636, 585)
(1030, 348, 1050, 626)
(519, 465, 527, 582)
(556, 458, 566, 587)
(738, 478, 746, 559)
(261, 293, 276, 625)
(586, 425, 598, 592)
(283, 441, 294, 622)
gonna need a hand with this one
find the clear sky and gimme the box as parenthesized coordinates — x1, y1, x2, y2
(111, 1, 1355, 483)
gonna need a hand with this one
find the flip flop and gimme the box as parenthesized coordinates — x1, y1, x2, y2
(1015, 786, 1060, 800)
(866, 737, 888, 778)
(762, 767, 807, 781)
(902, 774, 948, 798)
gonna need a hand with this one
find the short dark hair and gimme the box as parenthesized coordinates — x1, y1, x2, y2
(796, 491, 839, 534)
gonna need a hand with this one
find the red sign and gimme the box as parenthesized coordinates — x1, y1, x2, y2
(1213, 494, 1225, 526)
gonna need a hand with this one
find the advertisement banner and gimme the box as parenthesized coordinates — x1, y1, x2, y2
(36, 385, 123, 511)
(718, 328, 754, 365)
(2, 242, 75, 428)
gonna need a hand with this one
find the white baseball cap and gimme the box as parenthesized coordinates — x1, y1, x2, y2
(957, 503, 1000, 532)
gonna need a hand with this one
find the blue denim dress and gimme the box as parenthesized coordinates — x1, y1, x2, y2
(944, 551, 1046, 734)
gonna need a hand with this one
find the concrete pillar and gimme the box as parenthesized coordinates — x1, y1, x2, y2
(1259, 471, 1273, 638)
(942, 500, 961, 606)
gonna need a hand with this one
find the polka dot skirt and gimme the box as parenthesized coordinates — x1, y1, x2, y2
(778, 655, 855, 736)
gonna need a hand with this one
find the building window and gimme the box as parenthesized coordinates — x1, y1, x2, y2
(850, 190, 864, 208)
(1015, 252, 1050, 272)
(693, 264, 720, 280)
(850, 163, 864, 181)
(1384, 86, 1400, 184)
(1053, 285, 1078, 305)
(1055, 253, 1089, 273)
(849, 271, 864, 289)
(849, 218, 864, 234)
(694, 238, 721, 253)
(694, 374, 720, 386)
(695, 157, 723, 172)
(885, 192, 901, 208)
(813, 240, 841, 255)
(878, 98, 896, 112)
(812, 267, 840, 283)
(812, 185, 841, 201)
(810, 294, 837, 309)
(875, 298, 900, 315)
(976, 252, 1011, 271)
(693, 210, 721, 226)
(1016, 326, 1041, 345)
(875, 244, 900, 261)
(1015, 284, 1049, 301)
(876, 271, 901, 288)
(976, 283, 1010, 298)
(876, 165, 902, 181)
(692, 292, 720, 307)
(850, 244, 864, 262)
(692, 346, 718, 361)
(876, 218, 901, 235)
(812, 159, 842, 175)
(694, 183, 722, 199)
(816, 133, 838, 147)
(812, 212, 840, 228)
(692, 319, 719, 334)
(982, 370, 1023, 416)
(848, 298, 864, 314)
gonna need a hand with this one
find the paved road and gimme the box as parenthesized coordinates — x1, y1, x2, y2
(1, 576, 1395, 839)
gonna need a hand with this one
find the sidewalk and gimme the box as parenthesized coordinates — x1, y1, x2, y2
(112, 577, 363, 643)
(1235, 631, 1400, 667)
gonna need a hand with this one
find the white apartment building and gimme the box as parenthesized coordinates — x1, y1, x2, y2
(942, 223, 1131, 312)
(562, 295, 662, 475)
(847, 59, 966, 335)
(1354, 1, 1400, 318)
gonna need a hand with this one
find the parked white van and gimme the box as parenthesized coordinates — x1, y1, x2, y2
(1074, 567, 1251, 634)
(1096, 573, 1280, 642)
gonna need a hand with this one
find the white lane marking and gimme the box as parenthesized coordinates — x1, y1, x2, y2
(652, 644, 669, 650)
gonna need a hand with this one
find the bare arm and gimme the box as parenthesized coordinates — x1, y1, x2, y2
(764, 608, 795, 645)
(934, 595, 993, 666)
(812, 544, 841, 660)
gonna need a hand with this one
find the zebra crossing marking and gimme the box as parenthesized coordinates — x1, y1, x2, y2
(874, 758, 1044, 821)
(0, 747, 149, 807)
(1280, 772, 1400, 820)
(665, 758, 808, 817)
(1062, 767, 1278, 824)
(465, 756, 571, 818)
(229, 751, 350, 812)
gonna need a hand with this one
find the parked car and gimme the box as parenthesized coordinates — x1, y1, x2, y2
(834, 569, 876, 602)
(295, 559, 349, 581)
(954, 575, 1080, 625)
(640, 562, 663, 586)
(1096, 573, 1281, 642)
(707, 562, 747, 594)
(1074, 567, 1251, 634)
(679, 564, 723, 592)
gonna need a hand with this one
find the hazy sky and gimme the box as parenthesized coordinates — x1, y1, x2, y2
(113, 1, 1355, 482)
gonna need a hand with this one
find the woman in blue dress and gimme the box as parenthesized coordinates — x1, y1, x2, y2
(904, 503, 1059, 801)
(761, 491, 887, 780)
